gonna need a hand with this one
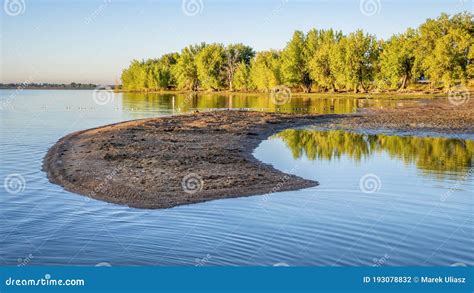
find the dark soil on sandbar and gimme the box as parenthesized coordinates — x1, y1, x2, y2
(43, 111, 339, 209)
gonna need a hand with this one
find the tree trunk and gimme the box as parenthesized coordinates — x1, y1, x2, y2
(399, 74, 408, 90)
(302, 82, 312, 93)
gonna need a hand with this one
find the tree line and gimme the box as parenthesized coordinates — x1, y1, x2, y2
(121, 12, 473, 93)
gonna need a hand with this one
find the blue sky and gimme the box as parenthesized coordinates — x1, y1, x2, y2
(1, 0, 472, 84)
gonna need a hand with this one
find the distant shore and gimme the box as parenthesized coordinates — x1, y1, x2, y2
(43, 97, 473, 209)
(0, 83, 101, 90)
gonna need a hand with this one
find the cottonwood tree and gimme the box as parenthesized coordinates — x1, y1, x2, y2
(308, 29, 343, 92)
(195, 43, 225, 91)
(281, 31, 313, 92)
(378, 29, 417, 90)
(339, 30, 380, 93)
(121, 60, 147, 91)
(415, 12, 473, 89)
(250, 51, 282, 92)
(173, 43, 206, 91)
(143, 53, 179, 90)
(232, 62, 253, 91)
(223, 44, 255, 91)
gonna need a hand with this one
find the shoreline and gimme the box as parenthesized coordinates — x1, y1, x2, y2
(4, 87, 471, 101)
(43, 98, 473, 209)
(116, 88, 451, 100)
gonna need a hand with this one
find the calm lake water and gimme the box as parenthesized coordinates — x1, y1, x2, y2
(0, 90, 472, 266)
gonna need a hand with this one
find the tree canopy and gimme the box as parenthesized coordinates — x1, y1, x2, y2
(122, 12, 473, 92)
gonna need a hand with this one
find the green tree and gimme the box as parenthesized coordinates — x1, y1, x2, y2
(378, 28, 417, 90)
(281, 31, 313, 92)
(232, 62, 253, 91)
(195, 43, 225, 90)
(250, 51, 282, 92)
(223, 44, 255, 91)
(155, 53, 179, 89)
(121, 60, 147, 91)
(308, 29, 342, 91)
(415, 12, 474, 89)
(468, 43, 474, 78)
(173, 43, 206, 91)
(339, 30, 380, 93)
(144, 59, 159, 90)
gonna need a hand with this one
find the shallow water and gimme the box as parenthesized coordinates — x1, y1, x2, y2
(0, 90, 472, 266)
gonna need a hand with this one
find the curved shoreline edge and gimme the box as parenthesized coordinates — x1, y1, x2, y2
(43, 111, 340, 209)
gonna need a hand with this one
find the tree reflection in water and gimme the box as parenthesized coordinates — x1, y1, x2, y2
(275, 129, 473, 178)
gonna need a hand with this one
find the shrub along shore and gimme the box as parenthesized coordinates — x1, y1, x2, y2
(121, 12, 473, 94)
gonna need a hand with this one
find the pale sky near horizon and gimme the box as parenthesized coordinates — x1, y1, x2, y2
(1, 0, 472, 84)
